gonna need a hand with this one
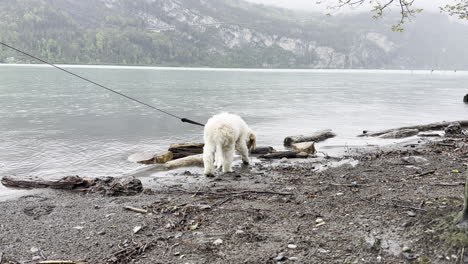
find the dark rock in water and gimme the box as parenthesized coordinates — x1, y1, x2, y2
(445, 122, 465, 137)
(168, 143, 204, 159)
(464, 94, 468, 103)
(251, 146, 275, 155)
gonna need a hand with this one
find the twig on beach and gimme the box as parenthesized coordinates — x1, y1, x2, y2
(418, 170, 437, 177)
(393, 204, 428, 212)
(168, 187, 294, 196)
(431, 182, 465, 187)
(37, 261, 88, 264)
(329, 182, 369, 187)
(123, 206, 148, 214)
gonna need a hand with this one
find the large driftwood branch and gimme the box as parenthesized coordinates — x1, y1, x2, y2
(360, 120, 468, 137)
(168, 143, 204, 159)
(1, 176, 143, 196)
(284, 129, 336, 146)
(1, 175, 92, 189)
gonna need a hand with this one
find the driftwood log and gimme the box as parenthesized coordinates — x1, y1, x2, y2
(260, 151, 309, 159)
(1, 175, 143, 196)
(284, 129, 336, 146)
(360, 120, 468, 137)
(168, 143, 204, 159)
(1, 175, 93, 189)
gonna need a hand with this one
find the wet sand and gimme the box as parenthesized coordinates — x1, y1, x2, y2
(1, 136, 468, 263)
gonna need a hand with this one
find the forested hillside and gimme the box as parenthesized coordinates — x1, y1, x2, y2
(1, 0, 467, 69)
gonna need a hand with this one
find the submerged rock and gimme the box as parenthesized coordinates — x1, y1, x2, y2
(379, 129, 419, 139)
(128, 151, 173, 164)
(291, 141, 316, 154)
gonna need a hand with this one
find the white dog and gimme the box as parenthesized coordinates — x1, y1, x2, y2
(203, 113, 256, 176)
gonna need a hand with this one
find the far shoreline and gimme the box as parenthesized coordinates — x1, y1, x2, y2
(1, 63, 467, 74)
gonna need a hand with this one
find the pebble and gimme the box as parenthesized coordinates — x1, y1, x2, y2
(288, 257, 298, 261)
(72, 226, 84, 230)
(317, 248, 330, 254)
(287, 244, 297, 249)
(402, 246, 411, 252)
(133, 226, 143, 234)
(98, 230, 106, 235)
(274, 255, 286, 261)
(407, 211, 417, 217)
(30, 247, 39, 253)
(235, 230, 245, 235)
(174, 251, 180, 256)
(336, 192, 344, 196)
(213, 238, 223, 246)
(315, 218, 324, 224)
(32, 256, 41, 261)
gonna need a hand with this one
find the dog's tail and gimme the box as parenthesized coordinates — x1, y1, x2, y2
(212, 123, 236, 150)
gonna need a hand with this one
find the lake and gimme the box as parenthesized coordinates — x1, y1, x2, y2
(0, 64, 467, 185)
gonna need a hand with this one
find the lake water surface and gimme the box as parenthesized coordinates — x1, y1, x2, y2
(1, 65, 467, 189)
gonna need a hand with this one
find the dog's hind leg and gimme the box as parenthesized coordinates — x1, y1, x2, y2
(236, 142, 250, 165)
(203, 143, 216, 176)
(222, 146, 235, 173)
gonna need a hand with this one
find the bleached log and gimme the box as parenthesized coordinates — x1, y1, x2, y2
(284, 129, 336, 146)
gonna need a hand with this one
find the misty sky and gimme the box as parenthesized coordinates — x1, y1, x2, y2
(244, 0, 448, 13)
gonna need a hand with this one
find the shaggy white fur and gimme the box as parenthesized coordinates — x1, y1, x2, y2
(203, 113, 256, 176)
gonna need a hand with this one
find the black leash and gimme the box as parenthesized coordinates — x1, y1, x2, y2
(0, 41, 205, 127)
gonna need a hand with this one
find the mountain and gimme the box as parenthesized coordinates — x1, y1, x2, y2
(0, 0, 467, 69)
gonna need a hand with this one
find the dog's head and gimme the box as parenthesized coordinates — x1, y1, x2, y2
(246, 130, 257, 152)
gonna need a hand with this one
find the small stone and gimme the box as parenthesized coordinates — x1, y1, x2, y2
(402, 246, 411, 252)
(317, 248, 330, 254)
(288, 257, 299, 261)
(407, 211, 417, 217)
(315, 218, 324, 224)
(174, 232, 183, 239)
(336, 192, 344, 196)
(213, 238, 223, 246)
(274, 255, 286, 261)
(32, 256, 41, 261)
(133, 226, 143, 234)
(98, 230, 106, 235)
(235, 230, 245, 235)
(402, 252, 418, 260)
(174, 252, 180, 256)
(401, 156, 428, 164)
(30, 247, 39, 253)
(287, 244, 297, 249)
(73, 226, 84, 230)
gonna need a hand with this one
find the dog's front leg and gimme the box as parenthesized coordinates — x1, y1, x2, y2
(236, 142, 250, 165)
